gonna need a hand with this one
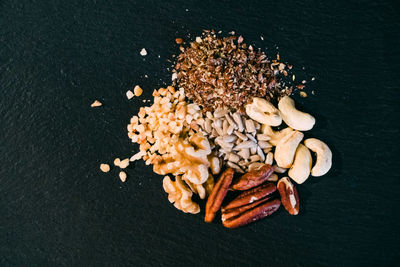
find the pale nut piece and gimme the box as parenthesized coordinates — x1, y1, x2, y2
(208, 155, 222, 175)
(274, 131, 304, 168)
(278, 96, 315, 131)
(288, 144, 312, 184)
(245, 98, 282, 126)
(304, 138, 332, 177)
(163, 176, 200, 214)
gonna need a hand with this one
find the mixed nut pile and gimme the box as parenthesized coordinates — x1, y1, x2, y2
(110, 31, 332, 228)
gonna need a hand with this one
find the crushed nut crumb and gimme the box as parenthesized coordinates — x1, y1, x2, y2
(134, 85, 143, 96)
(119, 171, 127, 182)
(91, 100, 102, 107)
(140, 48, 147, 56)
(126, 90, 134, 99)
(100, 163, 110, 173)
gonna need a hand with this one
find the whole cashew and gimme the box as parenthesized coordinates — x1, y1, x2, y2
(262, 125, 294, 146)
(278, 96, 315, 131)
(274, 130, 304, 168)
(288, 144, 312, 184)
(246, 97, 282, 126)
(304, 138, 332, 177)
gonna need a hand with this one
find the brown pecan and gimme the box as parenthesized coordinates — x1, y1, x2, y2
(221, 195, 273, 221)
(204, 168, 234, 223)
(277, 177, 299, 215)
(222, 182, 276, 211)
(231, 164, 274, 190)
(222, 199, 281, 228)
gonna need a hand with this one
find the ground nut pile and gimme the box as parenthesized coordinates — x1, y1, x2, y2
(174, 30, 288, 111)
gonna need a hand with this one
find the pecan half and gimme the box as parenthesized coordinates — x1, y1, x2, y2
(205, 168, 234, 223)
(277, 177, 299, 215)
(221, 195, 273, 221)
(222, 198, 281, 228)
(222, 182, 276, 211)
(231, 164, 274, 190)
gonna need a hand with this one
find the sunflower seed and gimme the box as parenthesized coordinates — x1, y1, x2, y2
(237, 148, 250, 160)
(222, 119, 229, 135)
(257, 146, 265, 161)
(248, 162, 264, 172)
(227, 124, 235, 135)
(245, 119, 256, 133)
(234, 140, 257, 150)
(250, 144, 257, 154)
(214, 107, 228, 118)
(235, 130, 248, 141)
(246, 133, 257, 143)
(265, 152, 273, 165)
(204, 118, 212, 133)
(273, 165, 287, 173)
(222, 135, 237, 143)
(225, 113, 237, 129)
(227, 161, 244, 173)
(228, 153, 240, 163)
(250, 155, 261, 162)
(258, 141, 272, 149)
(232, 112, 244, 132)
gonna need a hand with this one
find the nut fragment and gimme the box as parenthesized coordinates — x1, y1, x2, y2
(231, 164, 274, 190)
(278, 96, 315, 131)
(91, 100, 102, 107)
(304, 138, 332, 177)
(205, 168, 234, 223)
(288, 144, 312, 184)
(274, 130, 304, 168)
(119, 158, 130, 169)
(134, 85, 143, 96)
(126, 90, 134, 99)
(163, 176, 200, 214)
(277, 177, 299, 215)
(100, 163, 110, 173)
(119, 171, 127, 182)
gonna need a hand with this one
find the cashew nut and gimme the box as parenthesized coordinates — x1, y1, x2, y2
(304, 138, 332, 177)
(288, 144, 312, 184)
(262, 125, 294, 146)
(245, 97, 282, 126)
(278, 96, 315, 131)
(274, 130, 304, 168)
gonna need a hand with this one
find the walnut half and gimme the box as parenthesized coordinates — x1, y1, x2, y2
(163, 176, 200, 214)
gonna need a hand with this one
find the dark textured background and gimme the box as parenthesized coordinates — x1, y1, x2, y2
(0, 0, 399, 266)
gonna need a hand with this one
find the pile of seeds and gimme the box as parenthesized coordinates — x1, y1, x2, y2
(174, 30, 288, 111)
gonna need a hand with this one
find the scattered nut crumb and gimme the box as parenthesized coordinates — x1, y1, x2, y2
(311, 77, 315, 81)
(140, 48, 147, 56)
(297, 84, 305, 90)
(300, 91, 307, 98)
(195, 36, 202, 43)
(292, 75, 296, 81)
(100, 163, 110, 173)
(171, 73, 177, 81)
(91, 100, 102, 107)
(119, 171, 127, 182)
(302, 80, 307, 84)
(175, 38, 183, 44)
(126, 90, 134, 99)
(260, 36, 264, 41)
(114, 158, 121, 166)
(134, 85, 143, 96)
(119, 158, 130, 169)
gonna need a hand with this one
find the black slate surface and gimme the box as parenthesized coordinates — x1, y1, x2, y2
(0, 0, 399, 266)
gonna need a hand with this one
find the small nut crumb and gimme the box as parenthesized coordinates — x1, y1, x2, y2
(91, 100, 102, 107)
(140, 48, 147, 56)
(300, 91, 307, 98)
(311, 77, 316, 81)
(126, 90, 134, 99)
(134, 85, 143, 97)
(292, 75, 296, 81)
(195, 36, 202, 43)
(119, 158, 130, 169)
(114, 158, 121, 166)
(175, 38, 183, 44)
(119, 171, 127, 182)
(100, 163, 110, 173)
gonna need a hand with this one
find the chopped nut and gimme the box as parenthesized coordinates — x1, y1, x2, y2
(119, 158, 130, 169)
(126, 90, 134, 99)
(91, 100, 102, 107)
(300, 91, 307, 98)
(175, 38, 183, 44)
(100, 163, 110, 173)
(119, 171, 127, 182)
(134, 85, 143, 96)
(140, 48, 147, 56)
(114, 158, 121, 166)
